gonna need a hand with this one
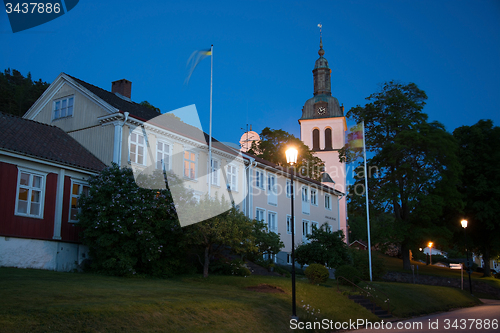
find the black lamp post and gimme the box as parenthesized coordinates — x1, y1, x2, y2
(461, 219, 473, 295)
(286, 147, 298, 319)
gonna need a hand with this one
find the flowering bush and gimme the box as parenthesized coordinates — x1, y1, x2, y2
(78, 164, 195, 277)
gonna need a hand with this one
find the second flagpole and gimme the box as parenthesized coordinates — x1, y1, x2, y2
(208, 44, 213, 197)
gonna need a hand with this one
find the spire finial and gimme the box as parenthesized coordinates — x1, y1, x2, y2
(317, 23, 324, 57)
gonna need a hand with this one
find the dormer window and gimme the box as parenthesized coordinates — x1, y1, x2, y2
(53, 96, 74, 120)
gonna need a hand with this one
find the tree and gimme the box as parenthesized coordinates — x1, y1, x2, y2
(248, 127, 324, 181)
(294, 224, 350, 269)
(0, 69, 49, 116)
(78, 164, 194, 277)
(248, 220, 284, 263)
(140, 100, 161, 114)
(184, 195, 257, 278)
(453, 120, 500, 277)
(346, 81, 462, 270)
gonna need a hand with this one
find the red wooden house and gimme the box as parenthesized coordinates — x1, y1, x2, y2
(0, 113, 105, 271)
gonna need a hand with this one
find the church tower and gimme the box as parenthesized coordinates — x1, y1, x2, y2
(298, 35, 348, 242)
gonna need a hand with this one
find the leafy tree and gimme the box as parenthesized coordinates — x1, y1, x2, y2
(248, 127, 325, 181)
(294, 224, 350, 269)
(346, 81, 462, 270)
(184, 195, 257, 278)
(139, 100, 161, 114)
(78, 164, 193, 277)
(0, 68, 49, 116)
(453, 120, 500, 277)
(248, 220, 284, 262)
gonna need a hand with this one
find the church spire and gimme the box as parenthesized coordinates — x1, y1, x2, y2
(313, 24, 331, 96)
(318, 23, 325, 57)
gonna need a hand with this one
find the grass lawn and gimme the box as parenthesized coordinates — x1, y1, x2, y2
(375, 252, 500, 292)
(0, 267, 378, 333)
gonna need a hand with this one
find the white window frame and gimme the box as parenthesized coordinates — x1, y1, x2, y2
(287, 253, 293, 265)
(226, 163, 238, 191)
(267, 172, 277, 206)
(130, 131, 146, 166)
(302, 219, 310, 240)
(325, 194, 332, 210)
(267, 211, 277, 233)
(15, 168, 47, 219)
(183, 150, 197, 180)
(255, 170, 264, 189)
(302, 186, 309, 203)
(311, 221, 319, 232)
(311, 189, 318, 206)
(156, 139, 172, 172)
(255, 208, 266, 225)
(52, 95, 74, 121)
(210, 158, 220, 187)
(69, 180, 89, 223)
(286, 214, 295, 235)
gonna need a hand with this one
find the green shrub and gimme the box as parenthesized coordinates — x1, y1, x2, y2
(274, 265, 291, 278)
(349, 249, 386, 280)
(336, 265, 361, 285)
(304, 264, 329, 284)
(209, 258, 251, 277)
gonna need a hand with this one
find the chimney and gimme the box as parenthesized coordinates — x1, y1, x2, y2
(111, 79, 132, 99)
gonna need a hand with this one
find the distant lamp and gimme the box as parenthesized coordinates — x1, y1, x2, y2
(286, 147, 298, 165)
(428, 242, 433, 265)
(461, 219, 473, 295)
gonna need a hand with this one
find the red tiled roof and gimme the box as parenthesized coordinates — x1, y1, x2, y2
(0, 112, 106, 172)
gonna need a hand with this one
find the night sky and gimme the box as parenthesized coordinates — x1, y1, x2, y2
(2, 0, 499, 148)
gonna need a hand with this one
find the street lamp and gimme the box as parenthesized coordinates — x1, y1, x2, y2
(428, 242, 433, 265)
(285, 147, 298, 319)
(461, 219, 473, 295)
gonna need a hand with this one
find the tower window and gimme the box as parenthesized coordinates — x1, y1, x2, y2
(312, 129, 320, 150)
(325, 128, 332, 150)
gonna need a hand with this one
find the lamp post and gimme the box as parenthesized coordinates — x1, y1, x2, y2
(286, 147, 298, 319)
(428, 242, 433, 265)
(461, 219, 473, 295)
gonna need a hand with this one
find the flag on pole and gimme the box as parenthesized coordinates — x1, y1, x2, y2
(185, 48, 212, 84)
(347, 123, 364, 149)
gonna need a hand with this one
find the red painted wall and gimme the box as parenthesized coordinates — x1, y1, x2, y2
(0, 162, 56, 240)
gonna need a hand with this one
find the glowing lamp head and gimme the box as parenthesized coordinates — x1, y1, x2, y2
(461, 219, 468, 229)
(428, 242, 433, 248)
(286, 147, 298, 165)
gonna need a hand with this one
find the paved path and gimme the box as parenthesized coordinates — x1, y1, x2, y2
(350, 299, 500, 333)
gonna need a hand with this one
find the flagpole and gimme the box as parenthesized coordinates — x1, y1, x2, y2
(208, 45, 213, 197)
(362, 120, 373, 281)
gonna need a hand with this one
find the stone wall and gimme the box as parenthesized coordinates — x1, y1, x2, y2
(383, 271, 500, 299)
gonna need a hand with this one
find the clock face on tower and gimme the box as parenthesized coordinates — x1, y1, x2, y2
(317, 106, 326, 115)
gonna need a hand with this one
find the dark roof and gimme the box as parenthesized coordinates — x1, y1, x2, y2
(0, 112, 106, 172)
(65, 74, 161, 121)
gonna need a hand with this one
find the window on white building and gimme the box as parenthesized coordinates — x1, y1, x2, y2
(255, 170, 264, 189)
(287, 253, 293, 265)
(268, 211, 277, 233)
(15, 170, 45, 218)
(302, 220, 310, 238)
(256, 208, 265, 223)
(286, 215, 295, 235)
(69, 181, 90, 222)
(130, 132, 146, 165)
(302, 187, 309, 203)
(210, 159, 220, 186)
(156, 140, 171, 171)
(267, 173, 277, 205)
(183, 151, 197, 179)
(227, 164, 238, 191)
(286, 179, 292, 198)
(311, 221, 319, 232)
(311, 189, 318, 206)
(53, 96, 74, 120)
(325, 194, 331, 210)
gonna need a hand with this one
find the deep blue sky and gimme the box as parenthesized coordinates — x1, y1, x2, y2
(2, 0, 499, 146)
